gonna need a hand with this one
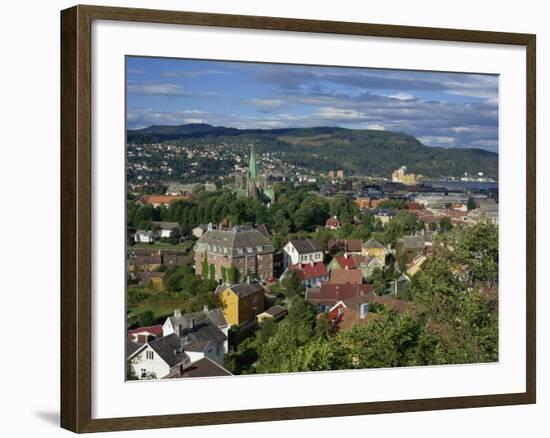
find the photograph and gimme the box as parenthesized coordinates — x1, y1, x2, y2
(125, 56, 499, 381)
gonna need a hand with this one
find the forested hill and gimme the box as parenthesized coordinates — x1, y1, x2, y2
(127, 123, 498, 179)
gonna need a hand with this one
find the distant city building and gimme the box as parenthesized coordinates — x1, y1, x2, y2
(152, 221, 180, 238)
(325, 216, 341, 230)
(134, 229, 156, 244)
(194, 226, 274, 282)
(234, 144, 275, 204)
(141, 194, 191, 207)
(327, 170, 344, 178)
(392, 166, 417, 185)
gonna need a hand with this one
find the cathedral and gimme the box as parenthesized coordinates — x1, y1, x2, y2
(234, 144, 275, 204)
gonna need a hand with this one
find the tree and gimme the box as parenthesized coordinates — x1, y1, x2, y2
(135, 310, 156, 327)
(228, 266, 240, 284)
(439, 217, 453, 232)
(467, 196, 477, 211)
(281, 271, 305, 298)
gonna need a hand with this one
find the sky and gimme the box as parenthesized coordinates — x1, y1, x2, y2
(126, 56, 499, 152)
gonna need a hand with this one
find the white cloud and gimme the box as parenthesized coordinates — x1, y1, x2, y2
(127, 83, 187, 97)
(388, 93, 414, 101)
(244, 98, 285, 110)
(366, 124, 385, 130)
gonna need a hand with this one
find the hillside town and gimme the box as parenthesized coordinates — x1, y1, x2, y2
(126, 144, 499, 380)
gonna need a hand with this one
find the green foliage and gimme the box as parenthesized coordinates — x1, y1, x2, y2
(126, 360, 138, 381)
(378, 199, 406, 210)
(439, 216, 453, 232)
(329, 194, 360, 223)
(467, 196, 477, 211)
(281, 270, 305, 298)
(135, 310, 157, 327)
(227, 266, 240, 284)
(163, 263, 217, 297)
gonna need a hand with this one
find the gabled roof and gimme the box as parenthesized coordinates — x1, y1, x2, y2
(363, 238, 385, 249)
(328, 239, 363, 253)
(287, 239, 323, 253)
(207, 308, 228, 328)
(152, 221, 179, 230)
(128, 324, 163, 337)
(332, 255, 357, 270)
(351, 254, 373, 268)
(128, 254, 162, 265)
(263, 305, 287, 319)
(306, 283, 374, 306)
(168, 309, 228, 332)
(222, 282, 265, 299)
(195, 227, 273, 255)
(179, 320, 227, 352)
(289, 262, 328, 280)
(330, 269, 363, 285)
(126, 339, 143, 358)
(142, 194, 190, 204)
(146, 334, 190, 367)
(172, 357, 232, 378)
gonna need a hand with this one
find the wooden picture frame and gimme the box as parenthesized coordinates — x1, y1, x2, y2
(60, 4, 536, 433)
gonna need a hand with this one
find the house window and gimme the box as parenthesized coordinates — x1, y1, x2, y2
(257, 245, 263, 252)
(146, 351, 154, 360)
(140, 368, 147, 378)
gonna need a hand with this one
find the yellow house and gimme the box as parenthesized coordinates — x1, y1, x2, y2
(362, 238, 387, 264)
(217, 281, 266, 326)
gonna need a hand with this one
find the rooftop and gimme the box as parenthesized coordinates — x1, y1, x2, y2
(288, 238, 323, 253)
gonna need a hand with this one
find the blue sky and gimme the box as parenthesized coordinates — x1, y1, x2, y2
(126, 56, 499, 152)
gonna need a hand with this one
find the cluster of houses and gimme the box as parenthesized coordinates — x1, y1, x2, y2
(351, 194, 498, 227)
(127, 280, 289, 380)
(134, 221, 181, 244)
(127, 223, 436, 380)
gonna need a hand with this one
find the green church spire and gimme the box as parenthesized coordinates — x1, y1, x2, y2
(248, 144, 257, 180)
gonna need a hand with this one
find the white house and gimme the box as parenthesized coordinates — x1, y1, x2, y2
(134, 229, 156, 243)
(283, 239, 323, 268)
(129, 319, 227, 380)
(192, 222, 215, 239)
(128, 335, 191, 380)
(152, 221, 180, 238)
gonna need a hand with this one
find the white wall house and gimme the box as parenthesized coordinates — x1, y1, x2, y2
(283, 239, 323, 268)
(128, 336, 190, 380)
(152, 221, 179, 238)
(134, 230, 156, 243)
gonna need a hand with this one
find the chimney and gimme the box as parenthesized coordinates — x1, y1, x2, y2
(191, 318, 196, 329)
(174, 323, 182, 337)
(202, 304, 209, 314)
(360, 303, 369, 319)
(174, 309, 181, 317)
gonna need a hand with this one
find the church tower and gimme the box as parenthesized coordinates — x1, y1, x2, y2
(246, 144, 259, 198)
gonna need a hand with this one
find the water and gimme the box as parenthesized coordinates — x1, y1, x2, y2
(422, 180, 498, 191)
